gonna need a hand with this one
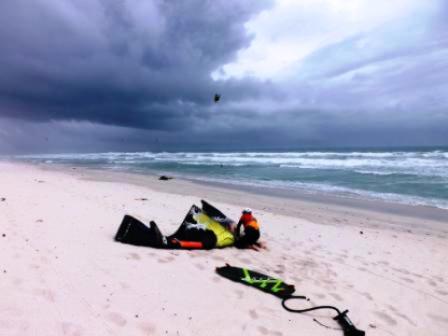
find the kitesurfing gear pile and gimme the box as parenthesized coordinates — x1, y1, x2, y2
(115, 200, 241, 249)
(216, 264, 366, 336)
(114, 201, 365, 335)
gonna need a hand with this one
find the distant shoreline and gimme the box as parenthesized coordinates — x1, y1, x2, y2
(9, 148, 448, 212)
(20, 159, 448, 233)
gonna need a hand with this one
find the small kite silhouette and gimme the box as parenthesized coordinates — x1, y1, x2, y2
(214, 93, 221, 103)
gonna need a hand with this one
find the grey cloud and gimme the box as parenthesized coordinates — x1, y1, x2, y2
(281, 6, 448, 119)
(0, 0, 273, 129)
(0, 0, 447, 153)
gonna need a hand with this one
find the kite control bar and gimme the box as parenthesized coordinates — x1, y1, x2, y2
(334, 309, 366, 336)
(282, 296, 366, 336)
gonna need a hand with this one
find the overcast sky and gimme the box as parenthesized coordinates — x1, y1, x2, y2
(0, 0, 447, 154)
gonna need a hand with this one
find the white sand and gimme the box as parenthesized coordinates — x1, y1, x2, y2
(1, 161, 447, 336)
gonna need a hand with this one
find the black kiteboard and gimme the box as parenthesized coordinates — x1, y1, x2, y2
(216, 264, 366, 336)
(216, 264, 296, 298)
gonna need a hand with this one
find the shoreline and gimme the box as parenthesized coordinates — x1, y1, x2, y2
(31, 160, 448, 234)
(9, 147, 448, 213)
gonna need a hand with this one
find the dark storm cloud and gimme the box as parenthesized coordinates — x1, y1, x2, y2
(0, 0, 447, 154)
(0, 0, 273, 129)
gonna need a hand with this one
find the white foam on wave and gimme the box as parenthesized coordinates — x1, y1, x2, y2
(16, 150, 448, 210)
(354, 170, 397, 176)
(19, 150, 447, 161)
(18, 150, 448, 178)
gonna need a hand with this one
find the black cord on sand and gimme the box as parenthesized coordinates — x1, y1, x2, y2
(281, 295, 341, 315)
(281, 295, 342, 330)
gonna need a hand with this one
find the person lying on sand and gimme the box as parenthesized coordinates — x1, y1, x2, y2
(234, 208, 261, 249)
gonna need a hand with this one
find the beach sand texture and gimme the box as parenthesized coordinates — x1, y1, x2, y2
(1, 162, 447, 336)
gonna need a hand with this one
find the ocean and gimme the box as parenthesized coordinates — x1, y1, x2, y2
(17, 148, 448, 210)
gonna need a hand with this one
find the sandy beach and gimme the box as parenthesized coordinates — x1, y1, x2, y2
(1, 161, 447, 336)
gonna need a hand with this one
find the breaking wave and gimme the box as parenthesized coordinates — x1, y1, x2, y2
(17, 148, 448, 210)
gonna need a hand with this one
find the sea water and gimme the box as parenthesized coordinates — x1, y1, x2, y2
(17, 148, 448, 210)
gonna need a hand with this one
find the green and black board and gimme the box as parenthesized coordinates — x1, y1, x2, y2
(216, 264, 296, 298)
(216, 264, 366, 336)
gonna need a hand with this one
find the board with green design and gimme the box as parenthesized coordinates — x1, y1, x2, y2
(216, 264, 296, 298)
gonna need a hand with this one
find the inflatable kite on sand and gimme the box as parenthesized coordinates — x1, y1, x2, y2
(114, 200, 235, 249)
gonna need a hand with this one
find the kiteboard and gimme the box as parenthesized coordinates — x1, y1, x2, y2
(216, 264, 295, 298)
(216, 264, 366, 335)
